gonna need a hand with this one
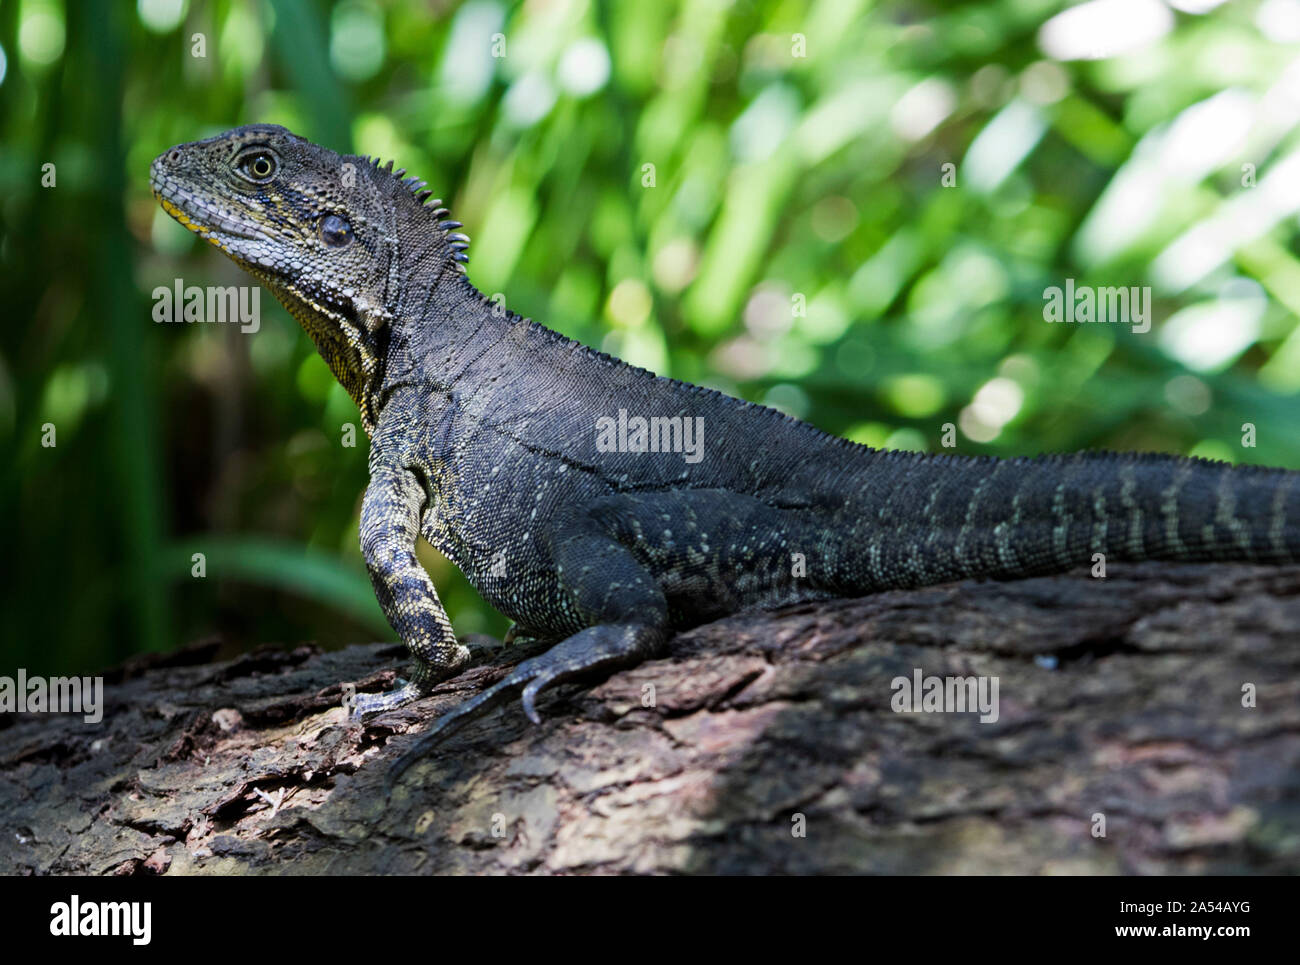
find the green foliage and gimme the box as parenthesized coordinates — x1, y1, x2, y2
(2, 0, 1298, 674)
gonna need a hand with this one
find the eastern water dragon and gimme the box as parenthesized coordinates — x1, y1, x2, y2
(151, 125, 1300, 785)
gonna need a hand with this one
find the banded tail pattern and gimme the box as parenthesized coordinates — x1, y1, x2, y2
(835, 451, 1300, 593)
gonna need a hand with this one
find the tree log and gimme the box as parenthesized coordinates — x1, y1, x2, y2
(4, 562, 1299, 875)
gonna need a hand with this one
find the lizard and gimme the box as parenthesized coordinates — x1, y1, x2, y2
(151, 124, 1300, 787)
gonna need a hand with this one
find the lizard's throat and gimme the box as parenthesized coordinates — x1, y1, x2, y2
(271, 279, 386, 435)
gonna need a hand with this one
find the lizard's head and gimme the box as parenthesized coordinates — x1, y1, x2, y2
(151, 123, 469, 429)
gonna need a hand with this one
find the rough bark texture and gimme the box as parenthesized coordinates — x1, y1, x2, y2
(4, 562, 1299, 875)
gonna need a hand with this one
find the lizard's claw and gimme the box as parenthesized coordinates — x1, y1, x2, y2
(381, 673, 523, 796)
(349, 645, 473, 720)
(383, 622, 663, 795)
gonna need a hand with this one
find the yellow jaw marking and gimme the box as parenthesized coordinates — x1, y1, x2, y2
(158, 196, 231, 254)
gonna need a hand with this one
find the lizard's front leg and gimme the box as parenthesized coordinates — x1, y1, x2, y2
(352, 464, 470, 716)
(384, 506, 669, 789)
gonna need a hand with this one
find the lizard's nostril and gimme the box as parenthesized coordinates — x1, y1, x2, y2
(168, 149, 182, 164)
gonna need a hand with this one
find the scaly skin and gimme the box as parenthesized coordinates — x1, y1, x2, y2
(152, 125, 1300, 788)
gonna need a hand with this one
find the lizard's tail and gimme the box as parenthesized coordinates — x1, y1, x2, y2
(838, 451, 1300, 591)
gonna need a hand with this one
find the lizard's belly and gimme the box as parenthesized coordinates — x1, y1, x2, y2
(419, 510, 582, 638)
(422, 507, 804, 637)
(417, 455, 842, 637)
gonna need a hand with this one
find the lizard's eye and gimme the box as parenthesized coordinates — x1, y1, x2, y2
(238, 151, 277, 182)
(320, 214, 354, 248)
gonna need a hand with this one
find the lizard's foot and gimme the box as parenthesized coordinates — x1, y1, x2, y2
(349, 645, 470, 719)
(384, 622, 663, 792)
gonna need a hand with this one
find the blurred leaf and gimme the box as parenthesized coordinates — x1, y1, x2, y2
(162, 537, 389, 634)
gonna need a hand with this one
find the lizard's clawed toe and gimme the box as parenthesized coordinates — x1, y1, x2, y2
(521, 679, 546, 725)
(383, 622, 664, 791)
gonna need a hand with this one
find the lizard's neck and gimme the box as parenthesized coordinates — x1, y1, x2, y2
(269, 277, 387, 434)
(272, 230, 456, 436)
(380, 268, 574, 402)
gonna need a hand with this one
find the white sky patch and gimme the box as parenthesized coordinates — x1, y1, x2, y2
(962, 99, 1046, 194)
(796, 79, 898, 166)
(1166, 0, 1228, 12)
(1255, 58, 1300, 154)
(330, 2, 386, 82)
(890, 78, 956, 142)
(1152, 148, 1300, 291)
(138, 0, 187, 33)
(1038, 0, 1173, 61)
(731, 84, 801, 163)
(1258, 0, 1300, 42)
(1158, 279, 1267, 372)
(961, 376, 1024, 443)
(18, 0, 64, 66)
(1072, 157, 1162, 265)
(1074, 89, 1257, 266)
(441, 1, 505, 105)
(503, 71, 557, 127)
(1020, 61, 1070, 105)
(1157, 89, 1254, 182)
(557, 38, 610, 97)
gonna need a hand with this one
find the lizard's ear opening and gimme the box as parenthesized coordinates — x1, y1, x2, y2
(319, 214, 355, 248)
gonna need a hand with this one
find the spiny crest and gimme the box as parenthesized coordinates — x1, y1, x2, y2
(359, 153, 471, 272)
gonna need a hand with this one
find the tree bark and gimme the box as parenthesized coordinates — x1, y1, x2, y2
(4, 561, 1299, 875)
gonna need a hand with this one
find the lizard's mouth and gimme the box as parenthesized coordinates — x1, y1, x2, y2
(149, 161, 280, 248)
